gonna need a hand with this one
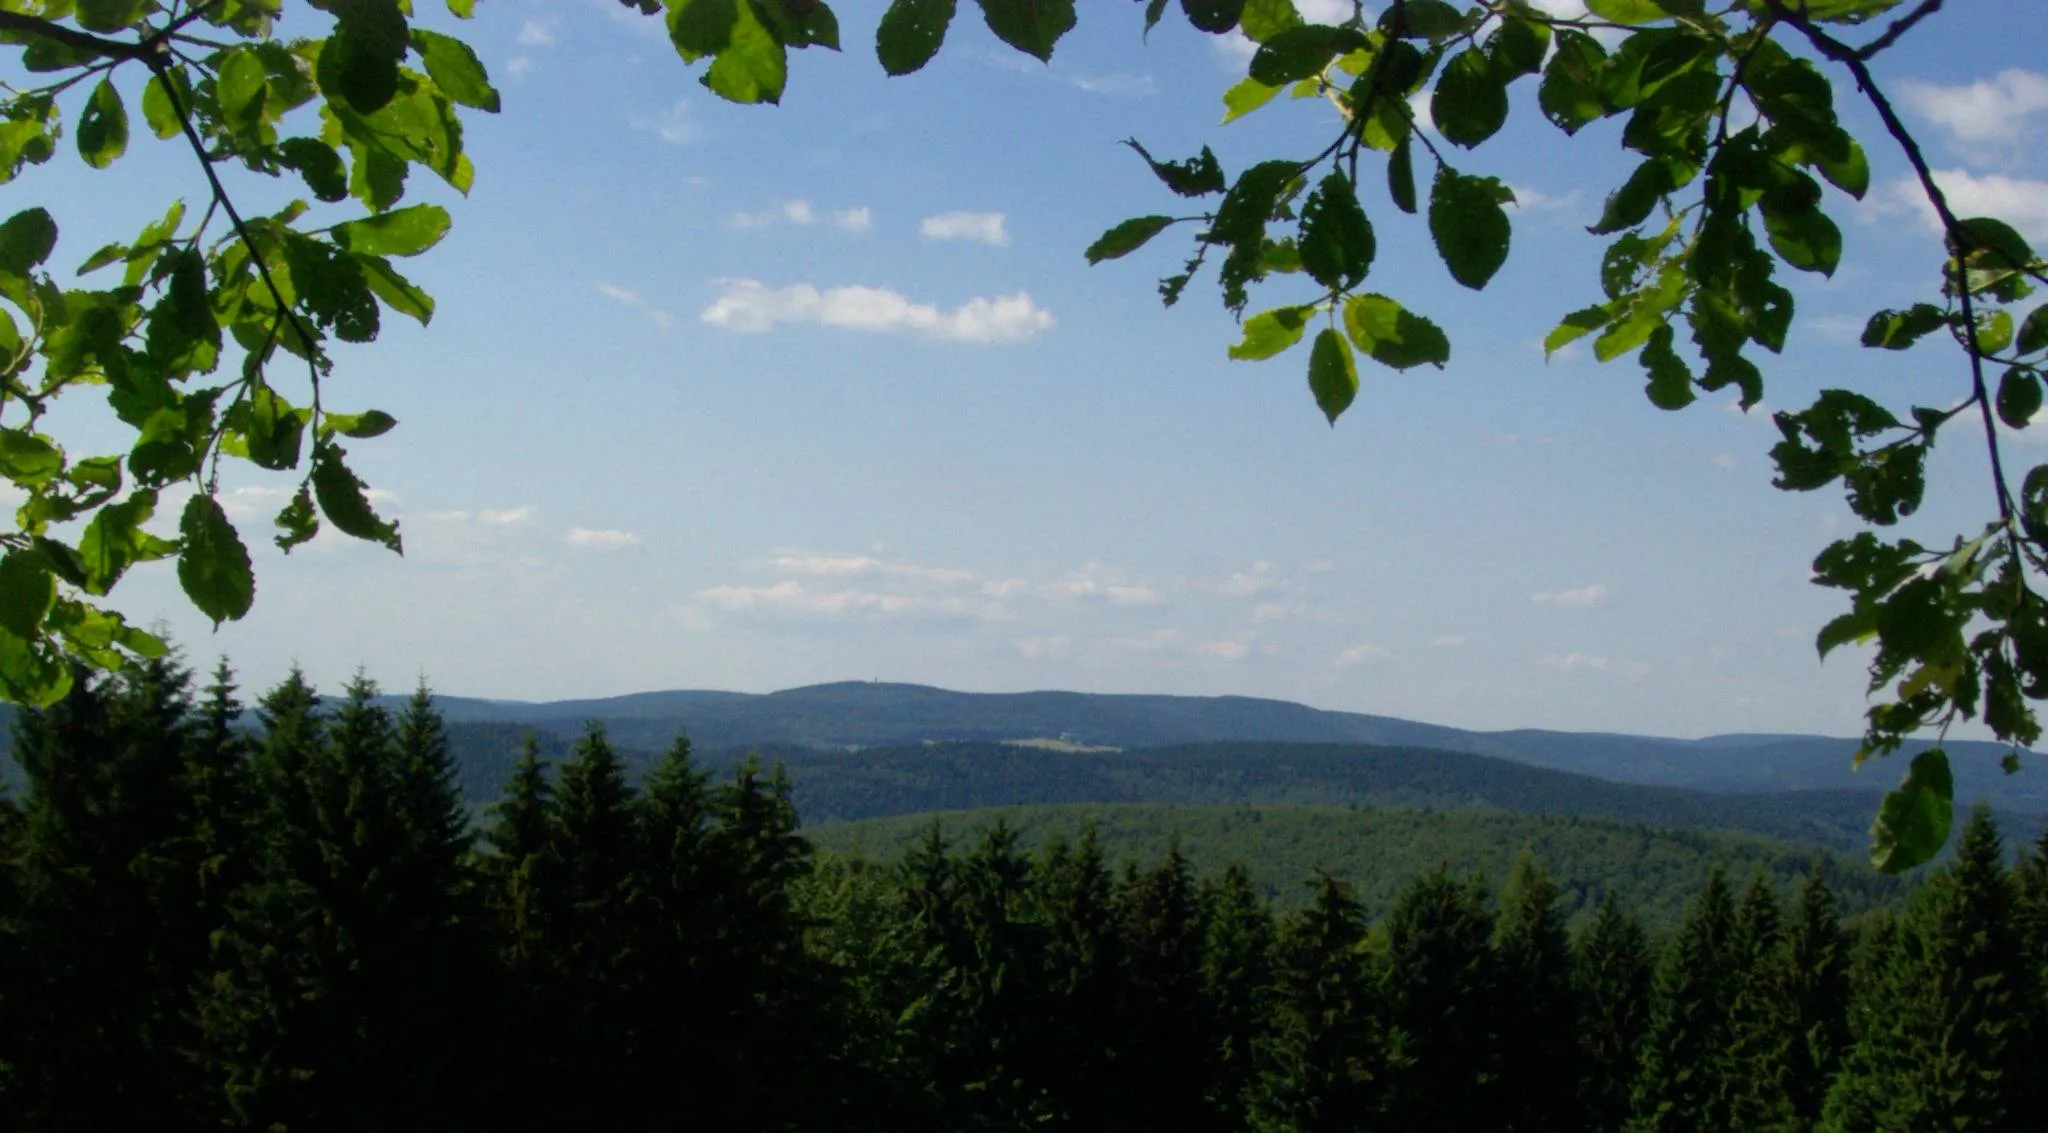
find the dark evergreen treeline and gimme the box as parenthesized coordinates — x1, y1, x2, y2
(3, 661, 2047, 1132)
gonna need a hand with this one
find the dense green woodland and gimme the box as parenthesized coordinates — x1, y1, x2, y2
(811, 804, 1907, 929)
(4, 662, 2048, 1131)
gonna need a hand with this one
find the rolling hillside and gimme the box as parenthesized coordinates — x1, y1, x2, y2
(418, 681, 2047, 809)
(806, 803, 1910, 929)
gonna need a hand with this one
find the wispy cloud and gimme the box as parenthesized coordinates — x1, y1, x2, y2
(768, 553, 975, 586)
(1899, 69, 2048, 147)
(1429, 635, 1468, 648)
(630, 100, 701, 145)
(516, 19, 556, 47)
(1537, 651, 1611, 671)
(1872, 169, 2048, 241)
(920, 211, 1009, 246)
(478, 506, 537, 526)
(697, 581, 992, 620)
(1192, 639, 1250, 661)
(565, 527, 641, 550)
(593, 280, 674, 328)
(731, 199, 872, 232)
(1532, 584, 1608, 608)
(1333, 643, 1390, 666)
(701, 279, 1054, 343)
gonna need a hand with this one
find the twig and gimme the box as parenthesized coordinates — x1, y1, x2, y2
(1857, 0, 1941, 59)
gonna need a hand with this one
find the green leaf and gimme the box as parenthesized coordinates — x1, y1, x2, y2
(1869, 748, 1953, 873)
(1816, 608, 1876, 659)
(77, 490, 176, 595)
(876, 0, 956, 75)
(1377, 0, 1463, 39)
(177, 494, 255, 627)
(1181, 0, 1246, 35)
(1640, 323, 1694, 409)
(279, 137, 350, 202)
(2019, 305, 2048, 355)
(671, 0, 741, 58)
(1307, 327, 1357, 425)
(1586, 0, 1675, 24)
(1488, 13, 1550, 79)
(1538, 30, 1607, 135)
(1430, 49, 1507, 148)
(413, 29, 501, 112)
(1123, 140, 1226, 197)
(1591, 157, 1688, 235)
(1997, 369, 2042, 429)
(75, 79, 129, 169)
(976, 0, 1076, 62)
(1238, 0, 1299, 41)
(1428, 169, 1512, 291)
(324, 408, 399, 438)
(238, 383, 310, 471)
(1221, 75, 1283, 123)
(1953, 216, 2034, 266)
(319, 0, 411, 115)
(217, 49, 270, 136)
(0, 550, 56, 638)
(358, 254, 435, 324)
(274, 485, 320, 551)
(1250, 24, 1364, 86)
(1761, 197, 1842, 277)
(333, 203, 452, 257)
(1860, 304, 1948, 351)
(1085, 216, 1176, 264)
(0, 429, 63, 485)
(1973, 309, 2014, 355)
(312, 443, 403, 552)
(1344, 293, 1450, 370)
(1299, 172, 1375, 290)
(1387, 135, 1416, 215)
(141, 68, 192, 140)
(1230, 305, 1312, 360)
(702, 0, 789, 103)
(0, 626, 72, 708)
(75, 0, 148, 32)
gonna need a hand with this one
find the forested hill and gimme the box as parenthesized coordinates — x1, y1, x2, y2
(806, 803, 1906, 929)
(413, 681, 2045, 808)
(442, 735, 2044, 858)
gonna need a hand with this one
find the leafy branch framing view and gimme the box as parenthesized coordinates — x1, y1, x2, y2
(0, 0, 2042, 870)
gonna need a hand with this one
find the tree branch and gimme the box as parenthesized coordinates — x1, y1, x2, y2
(0, 11, 151, 61)
(1856, 0, 1941, 59)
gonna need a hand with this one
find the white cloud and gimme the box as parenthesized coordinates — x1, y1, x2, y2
(1211, 561, 1278, 597)
(701, 279, 1054, 344)
(1506, 184, 1585, 213)
(1333, 643, 1390, 666)
(696, 580, 985, 619)
(593, 280, 674, 328)
(1538, 651, 1611, 671)
(1532, 584, 1608, 608)
(630, 100, 701, 145)
(1900, 69, 2048, 146)
(1017, 634, 1071, 660)
(477, 506, 536, 526)
(767, 553, 975, 586)
(1251, 603, 1289, 622)
(920, 211, 1010, 246)
(1192, 639, 1250, 661)
(565, 527, 640, 550)
(730, 200, 873, 233)
(1070, 73, 1156, 97)
(516, 19, 556, 47)
(1050, 577, 1165, 606)
(1872, 170, 2048, 242)
(505, 57, 532, 79)
(1429, 635, 1468, 648)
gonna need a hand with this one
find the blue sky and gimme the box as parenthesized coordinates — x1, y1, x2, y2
(14, 0, 2048, 737)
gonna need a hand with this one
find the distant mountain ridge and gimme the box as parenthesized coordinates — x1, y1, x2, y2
(408, 680, 2045, 810)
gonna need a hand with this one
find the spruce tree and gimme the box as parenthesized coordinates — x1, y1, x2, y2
(1820, 807, 2037, 1132)
(1111, 840, 1213, 1133)
(1817, 912, 1904, 1133)
(1377, 866, 1502, 1133)
(1774, 873, 1851, 1133)
(1034, 827, 1121, 1129)
(1630, 868, 1739, 1133)
(1574, 896, 1654, 1133)
(1493, 853, 1582, 1133)
(1200, 862, 1274, 1133)
(1251, 871, 1382, 1133)
(476, 731, 563, 1131)
(1724, 871, 1790, 1132)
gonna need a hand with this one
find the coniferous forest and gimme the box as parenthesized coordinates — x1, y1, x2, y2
(4, 661, 2047, 1132)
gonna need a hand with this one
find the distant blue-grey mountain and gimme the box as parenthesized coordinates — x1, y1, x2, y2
(415, 681, 2046, 811)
